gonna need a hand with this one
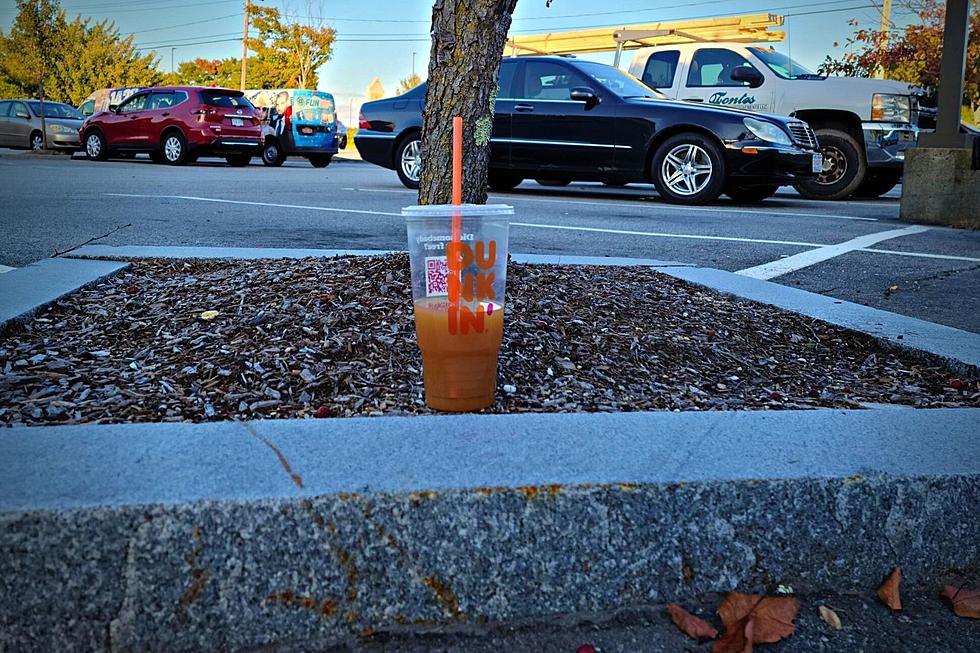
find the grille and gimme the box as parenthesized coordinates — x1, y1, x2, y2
(787, 122, 818, 149)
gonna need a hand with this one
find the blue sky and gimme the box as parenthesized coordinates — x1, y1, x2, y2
(1, 0, 921, 123)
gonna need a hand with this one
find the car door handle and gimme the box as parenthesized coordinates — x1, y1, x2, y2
(129, 114, 140, 119)
(161, 112, 170, 117)
(514, 103, 534, 112)
(683, 97, 704, 102)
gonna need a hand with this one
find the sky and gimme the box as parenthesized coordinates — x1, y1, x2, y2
(0, 0, 923, 124)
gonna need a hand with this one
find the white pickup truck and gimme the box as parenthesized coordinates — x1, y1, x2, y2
(628, 43, 919, 199)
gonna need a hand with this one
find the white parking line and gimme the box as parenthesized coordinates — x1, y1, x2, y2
(864, 248, 980, 264)
(736, 225, 931, 279)
(104, 193, 403, 217)
(510, 222, 825, 248)
(341, 187, 880, 221)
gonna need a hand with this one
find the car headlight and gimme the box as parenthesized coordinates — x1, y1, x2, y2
(872, 94, 911, 123)
(47, 124, 76, 135)
(743, 117, 792, 145)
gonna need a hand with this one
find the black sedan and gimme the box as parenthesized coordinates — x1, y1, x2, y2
(355, 57, 822, 205)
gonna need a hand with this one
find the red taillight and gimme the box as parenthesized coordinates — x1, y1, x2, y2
(191, 105, 218, 119)
(358, 112, 370, 129)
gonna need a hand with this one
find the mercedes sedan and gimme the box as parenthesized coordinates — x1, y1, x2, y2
(354, 57, 821, 204)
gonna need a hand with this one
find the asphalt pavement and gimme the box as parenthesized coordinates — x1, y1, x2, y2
(1, 149, 977, 333)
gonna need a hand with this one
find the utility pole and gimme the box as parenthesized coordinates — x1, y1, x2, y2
(171, 47, 176, 74)
(874, 0, 893, 79)
(240, 0, 251, 91)
(412, 51, 416, 77)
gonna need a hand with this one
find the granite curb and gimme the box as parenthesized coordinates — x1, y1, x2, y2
(2, 409, 979, 652)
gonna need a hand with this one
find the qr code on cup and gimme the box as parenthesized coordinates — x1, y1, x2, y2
(425, 256, 449, 296)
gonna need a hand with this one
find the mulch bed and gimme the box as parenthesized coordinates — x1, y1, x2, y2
(1, 255, 977, 425)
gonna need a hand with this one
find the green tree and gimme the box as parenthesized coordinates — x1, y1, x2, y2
(396, 72, 422, 96)
(164, 58, 242, 88)
(819, 0, 980, 120)
(247, 5, 335, 89)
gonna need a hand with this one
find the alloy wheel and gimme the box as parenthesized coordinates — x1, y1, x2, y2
(85, 134, 101, 158)
(263, 144, 279, 164)
(400, 139, 421, 183)
(31, 134, 44, 151)
(816, 145, 847, 185)
(660, 144, 713, 196)
(164, 136, 182, 162)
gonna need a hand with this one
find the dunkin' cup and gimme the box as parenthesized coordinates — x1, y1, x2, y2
(403, 204, 513, 411)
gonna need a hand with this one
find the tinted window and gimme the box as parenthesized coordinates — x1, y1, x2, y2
(642, 50, 680, 88)
(118, 94, 148, 113)
(200, 92, 254, 109)
(146, 91, 186, 110)
(521, 61, 587, 100)
(686, 48, 759, 87)
(11, 102, 29, 117)
(498, 62, 517, 97)
(574, 60, 661, 98)
(0, 101, 10, 117)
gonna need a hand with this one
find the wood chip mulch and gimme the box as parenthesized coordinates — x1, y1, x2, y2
(1, 255, 977, 425)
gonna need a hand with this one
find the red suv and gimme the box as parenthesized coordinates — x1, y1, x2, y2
(79, 86, 262, 166)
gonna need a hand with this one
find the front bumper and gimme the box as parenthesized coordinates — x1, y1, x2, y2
(863, 122, 918, 168)
(726, 144, 819, 184)
(46, 134, 81, 150)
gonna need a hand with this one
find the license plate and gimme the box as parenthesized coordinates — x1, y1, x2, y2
(300, 127, 313, 135)
(811, 153, 823, 174)
(231, 118, 243, 127)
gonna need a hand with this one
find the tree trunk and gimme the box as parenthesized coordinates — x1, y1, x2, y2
(37, 74, 47, 151)
(419, 0, 519, 205)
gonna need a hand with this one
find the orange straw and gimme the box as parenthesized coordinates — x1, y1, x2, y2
(450, 117, 463, 332)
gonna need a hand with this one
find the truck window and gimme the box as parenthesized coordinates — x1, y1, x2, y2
(642, 50, 680, 89)
(686, 48, 759, 88)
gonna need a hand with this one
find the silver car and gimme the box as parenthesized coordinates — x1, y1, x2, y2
(0, 99, 83, 151)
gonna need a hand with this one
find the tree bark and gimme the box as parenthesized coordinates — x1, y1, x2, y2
(419, 0, 519, 205)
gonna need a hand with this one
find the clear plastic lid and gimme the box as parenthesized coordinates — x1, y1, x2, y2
(402, 203, 514, 219)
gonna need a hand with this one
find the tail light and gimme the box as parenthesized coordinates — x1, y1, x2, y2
(191, 105, 219, 123)
(358, 112, 370, 129)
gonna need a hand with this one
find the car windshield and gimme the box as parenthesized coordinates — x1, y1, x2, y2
(27, 101, 82, 119)
(748, 47, 822, 80)
(573, 61, 666, 99)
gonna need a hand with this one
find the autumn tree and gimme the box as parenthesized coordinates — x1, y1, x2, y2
(819, 0, 980, 121)
(247, 3, 335, 89)
(396, 72, 423, 95)
(419, 0, 523, 205)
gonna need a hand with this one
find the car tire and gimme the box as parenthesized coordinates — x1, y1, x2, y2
(262, 140, 285, 166)
(651, 133, 726, 205)
(851, 169, 901, 198)
(395, 133, 421, 189)
(160, 131, 189, 166)
(225, 153, 251, 167)
(30, 131, 44, 152)
(83, 130, 108, 161)
(793, 128, 866, 200)
(536, 179, 570, 187)
(308, 154, 332, 168)
(488, 171, 523, 190)
(725, 184, 780, 203)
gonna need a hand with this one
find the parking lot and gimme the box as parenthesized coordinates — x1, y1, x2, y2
(1, 150, 978, 332)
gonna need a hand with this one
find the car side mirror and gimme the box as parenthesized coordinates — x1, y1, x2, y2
(108, 104, 119, 114)
(15, 111, 29, 119)
(731, 67, 764, 88)
(570, 86, 600, 108)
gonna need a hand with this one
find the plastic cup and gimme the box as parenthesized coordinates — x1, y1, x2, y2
(403, 204, 513, 412)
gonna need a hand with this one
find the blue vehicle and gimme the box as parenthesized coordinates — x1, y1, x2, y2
(245, 88, 339, 167)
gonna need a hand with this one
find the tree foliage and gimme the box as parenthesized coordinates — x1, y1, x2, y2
(247, 4, 335, 89)
(396, 73, 423, 95)
(0, 0, 159, 105)
(819, 0, 980, 114)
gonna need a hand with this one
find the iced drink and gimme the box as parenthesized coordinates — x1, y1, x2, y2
(403, 204, 512, 412)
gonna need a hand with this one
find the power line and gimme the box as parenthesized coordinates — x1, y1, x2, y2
(129, 13, 241, 34)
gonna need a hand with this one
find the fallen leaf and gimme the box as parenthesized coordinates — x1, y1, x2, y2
(941, 585, 980, 619)
(878, 567, 902, 610)
(949, 378, 964, 390)
(714, 593, 799, 653)
(575, 646, 598, 653)
(199, 310, 219, 321)
(819, 605, 842, 630)
(668, 603, 718, 640)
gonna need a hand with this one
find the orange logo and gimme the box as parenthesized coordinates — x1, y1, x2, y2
(446, 239, 496, 335)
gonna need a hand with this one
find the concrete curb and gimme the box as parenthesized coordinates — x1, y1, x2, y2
(0, 257, 129, 335)
(2, 409, 979, 651)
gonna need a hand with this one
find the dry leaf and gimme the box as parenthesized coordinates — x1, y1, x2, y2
(819, 605, 842, 630)
(713, 593, 799, 653)
(878, 567, 902, 610)
(668, 603, 718, 640)
(942, 585, 980, 619)
(199, 310, 219, 321)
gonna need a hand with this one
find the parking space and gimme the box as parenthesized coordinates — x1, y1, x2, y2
(0, 150, 977, 332)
